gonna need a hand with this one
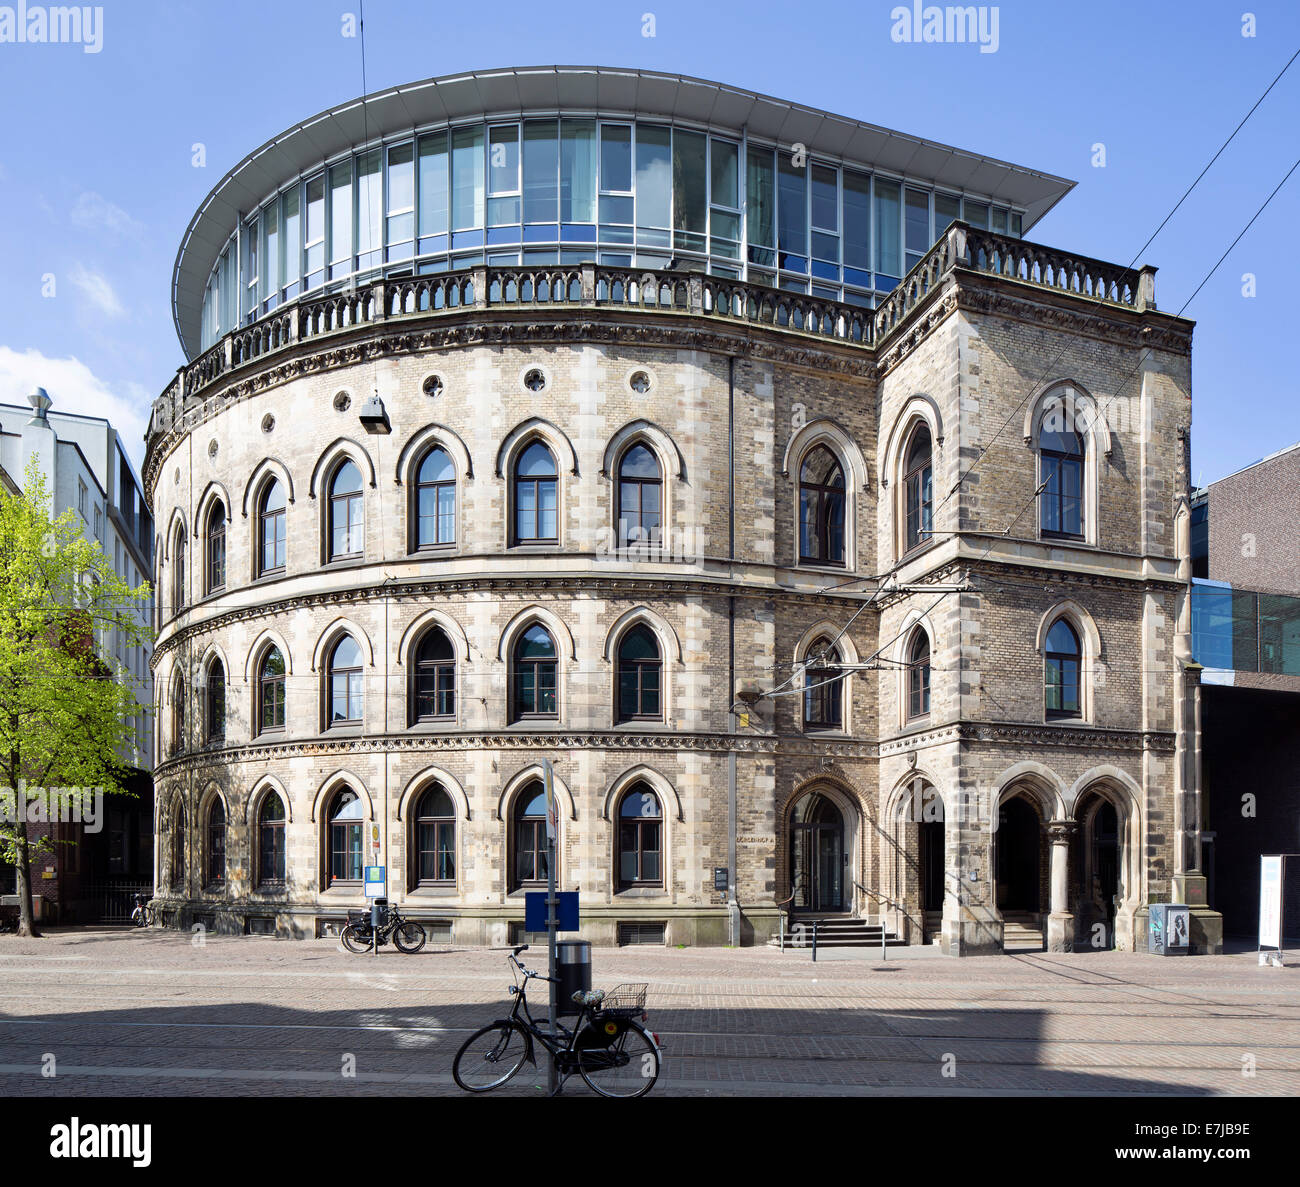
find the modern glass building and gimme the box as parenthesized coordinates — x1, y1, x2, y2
(178, 66, 1072, 357)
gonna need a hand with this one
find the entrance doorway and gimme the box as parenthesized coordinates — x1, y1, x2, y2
(996, 794, 1042, 913)
(790, 793, 844, 913)
(920, 820, 945, 912)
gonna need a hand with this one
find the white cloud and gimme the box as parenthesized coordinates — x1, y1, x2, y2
(71, 191, 144, 239)
(69, 264, 125, 318)
(0, 346, 149, 469)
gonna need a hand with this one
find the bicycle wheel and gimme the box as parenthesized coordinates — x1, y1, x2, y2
(393, 921, 427, 954)
(452, 1023, 530, 1093)
(339, 923, 372, 954)
(577, 1019, 659, 1098)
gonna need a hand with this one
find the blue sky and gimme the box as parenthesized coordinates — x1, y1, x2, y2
(0, 0, 1296, 485)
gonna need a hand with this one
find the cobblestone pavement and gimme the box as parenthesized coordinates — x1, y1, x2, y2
(0, 929, 1296, 1097)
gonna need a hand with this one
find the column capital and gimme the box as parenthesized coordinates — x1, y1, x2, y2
(1046, 820, 1077, 842)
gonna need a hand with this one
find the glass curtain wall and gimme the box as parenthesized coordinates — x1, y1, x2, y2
(198, 118, 1027, 351)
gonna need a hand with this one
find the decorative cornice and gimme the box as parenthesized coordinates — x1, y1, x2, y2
(878, 721, 1175, 755)
(151, 572, 885, 669)
(155, 718, 1175, 785)
(144, 312, 875, 494)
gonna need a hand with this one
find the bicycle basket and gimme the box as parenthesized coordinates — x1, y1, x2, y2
(345, 910, 371, 927)
(596, 983, 648, 1016)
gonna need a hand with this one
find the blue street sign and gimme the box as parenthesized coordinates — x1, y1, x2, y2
(364, 866, 385, 898)
(525, 891, 579, 932)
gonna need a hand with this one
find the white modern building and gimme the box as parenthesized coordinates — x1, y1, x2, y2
(0, 390, 155, 920)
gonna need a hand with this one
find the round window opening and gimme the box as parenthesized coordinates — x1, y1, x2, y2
(523, 368, 547, 393)
(629, 370, 652, 395)
(422, 374, 444, 398)
(261, 414, 275, 434)
(333, 391, 351, 413)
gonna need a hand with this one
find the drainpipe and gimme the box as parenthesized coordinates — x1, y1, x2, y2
(726, 356, 741, 947)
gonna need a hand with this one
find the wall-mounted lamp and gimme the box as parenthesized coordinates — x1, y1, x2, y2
(358, 394, 391, 435)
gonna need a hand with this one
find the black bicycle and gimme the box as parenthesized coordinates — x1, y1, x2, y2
(452, 945, 661, 1098)
(339, 903, 427, 954)
(129, 894, 156, 928)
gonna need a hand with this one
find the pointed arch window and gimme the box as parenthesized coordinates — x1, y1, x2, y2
(1038, 417, 1084, 538)
(206, 658, 226, 742)
(514, 441, 558, 543)
(258, 646, 286, 733)
(170, 674, 186, 756)
(206, 798, 226, 888)
(206, 502, 226, 593)
(512, 782, 549, 888)
(799, 446, 846, 565)
(414, 785, 456, 885)
(907, 631, 931, 720)
(617, 443, 662, 550)
(1045, 619, 1082, 720)
(803, 637, 843, 730)
(170, 803, 186, 891)
(327, 788, 364, 885)
(413, 628, 455, 721)
(415, 447, 456, 547)
(328, 635, 364, 726)
(173, 528, 187, 613)
(258, 479, 287, 575)
(617, 783, 663, 888)
(257, 794, 286, 888)
(903, 425, 933, 554)
(512, 624, 557, 720)
(329, 459, 365, 559)
(617, 624, 662, 722)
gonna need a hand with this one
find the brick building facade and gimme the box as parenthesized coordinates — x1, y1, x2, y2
(143, 67, 1220, 953)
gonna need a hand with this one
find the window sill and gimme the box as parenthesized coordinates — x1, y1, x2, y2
(1045, 715, 1088, 727)
(615, 885, 667, 897)
(899, 538, 939, 565)
(409, 884, 458, 897)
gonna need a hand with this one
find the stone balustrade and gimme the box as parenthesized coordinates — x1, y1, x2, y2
(149, 227, 1158, 444)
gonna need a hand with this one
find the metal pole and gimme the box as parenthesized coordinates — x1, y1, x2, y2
(812, 919, 818, 963)
(543, 758, 559, 1096)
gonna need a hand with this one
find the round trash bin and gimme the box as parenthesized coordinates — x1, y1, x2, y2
(556, 940, 592, 1017)
(371, 896, 388, 929)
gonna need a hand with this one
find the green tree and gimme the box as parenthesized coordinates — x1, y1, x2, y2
(0, 456, 152, 937)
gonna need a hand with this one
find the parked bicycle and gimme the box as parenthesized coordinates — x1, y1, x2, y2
(339, 901, 427, 954)
(129, 894, 155, 928)
(452, 945, 661, 1098)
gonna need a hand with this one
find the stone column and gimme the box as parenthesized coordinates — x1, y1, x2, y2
(1046, 821, 1076, 952)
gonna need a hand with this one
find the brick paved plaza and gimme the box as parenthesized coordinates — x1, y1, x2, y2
(0, 930, 1296, 1098)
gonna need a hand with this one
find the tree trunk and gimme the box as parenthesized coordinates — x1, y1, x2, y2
(14, 822, 40, 938)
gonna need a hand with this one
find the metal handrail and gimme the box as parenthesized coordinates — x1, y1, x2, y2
(853, 880, 926, 936)
(776, 880, 800, 952)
